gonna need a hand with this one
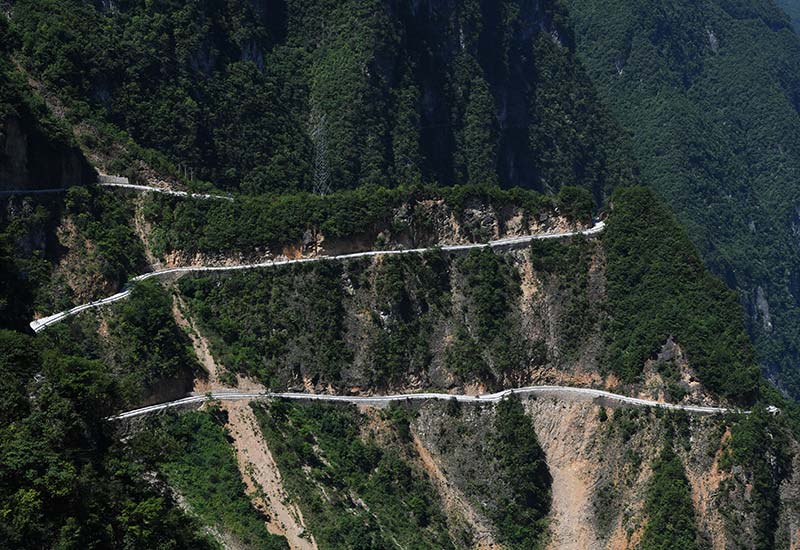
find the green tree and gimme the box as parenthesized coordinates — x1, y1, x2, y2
(391, 75, 424, 185)
(641, 446, 699, 550)
(0, 331, 215, 549)
(109, 280, 199, 404)
(464, 75, 499, 186)
(565, 0, 800, 396)
(490, 396, 551, 549)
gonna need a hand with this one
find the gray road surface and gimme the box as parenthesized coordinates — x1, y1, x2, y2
(30, 221, 605, 332)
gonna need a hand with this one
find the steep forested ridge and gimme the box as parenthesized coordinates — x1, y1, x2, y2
(564, 0, 800, 396)
(11, 0, 634, 198)
(0, 329, 216, 549)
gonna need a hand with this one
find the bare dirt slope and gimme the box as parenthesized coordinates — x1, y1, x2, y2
(222, 401, 317, 550)
(526, 399, 603, 550)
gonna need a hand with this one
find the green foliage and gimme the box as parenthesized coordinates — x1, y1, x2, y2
(450, 248, 526, 382)
(370, 251, 451, 386)
(11, 0, 306, 192)
(527, 33, 637, 200)
(253, 401, 455, 549)
(153, 410, 288, 550)
(460, 248, 520, 342)
(604, 187, 759, 400)
(556, 186, 595, 223)
(445, 324, 492, 381)
(38, 279, 198, 408)
(0, 330, 39, 425)
(530, 236, 597, 356)
(641, 445, 699, 550)
(0, 233, 34, 331)
(10, 0, 632, 197)
(565, 0, 800, 397)
(1, 186, 146, 322)
(144, 183, 561, 258)
(178, 242, 542, 390)
(489, 397, 551, 549)
(592, 481, 621, 537)
(721, 408, 793, 549)
(462, 66, 500, 186)
(0, 330, 215, 549)
(108, 280, 199, 403)
(0, 43, 119, 325)
(655, 358, 690, 403)
(178, 262, 350, 388)
(381, 403, 417, 443)
(64, 185, 146, 284)
(0, 23, 93, 187)
(610, 408, 642, 444)
(413, 398, 553, 548)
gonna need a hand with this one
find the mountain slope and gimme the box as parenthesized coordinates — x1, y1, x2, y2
(564, 0, 800, 396)
(4, 1, 800, 548)
(0, 17, 93, 190)
(11, 0, 634, 197)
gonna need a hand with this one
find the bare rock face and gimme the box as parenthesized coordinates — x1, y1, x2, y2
(756, 285, 773, 333)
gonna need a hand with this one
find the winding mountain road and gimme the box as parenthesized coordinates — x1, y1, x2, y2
(98, 182, 233, 201)
(1, 181, 232, 201)
(30, 221, 605, 332)
(110, 384, 744, 420)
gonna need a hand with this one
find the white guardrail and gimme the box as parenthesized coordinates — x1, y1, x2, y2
(30, 221, 606, 333)
(110, 384, 747, 420)
(2, 175, 232, 201)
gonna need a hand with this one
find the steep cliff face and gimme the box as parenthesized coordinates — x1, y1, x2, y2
(169, 389, 797, 550)
(132, 186, 794, 548)
(6, 2, 800, 548)
(0, 19, 105, 327)
(161, 187, 755, 405)
(0, 186, 146, 330)
(179, 241, 601, 393)
(10, 182, 799, 548)
(144, 185, 588, 266)
(410, 396, 800, 550)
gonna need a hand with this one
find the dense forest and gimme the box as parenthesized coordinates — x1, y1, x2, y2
(604, 187, 760, 400)
(10, 0, 635, 199)
(0, 16, 93, 190)
(564, 0, 800, 397)
(142, 183, 588, 258)
(0, 331, 217, 548)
